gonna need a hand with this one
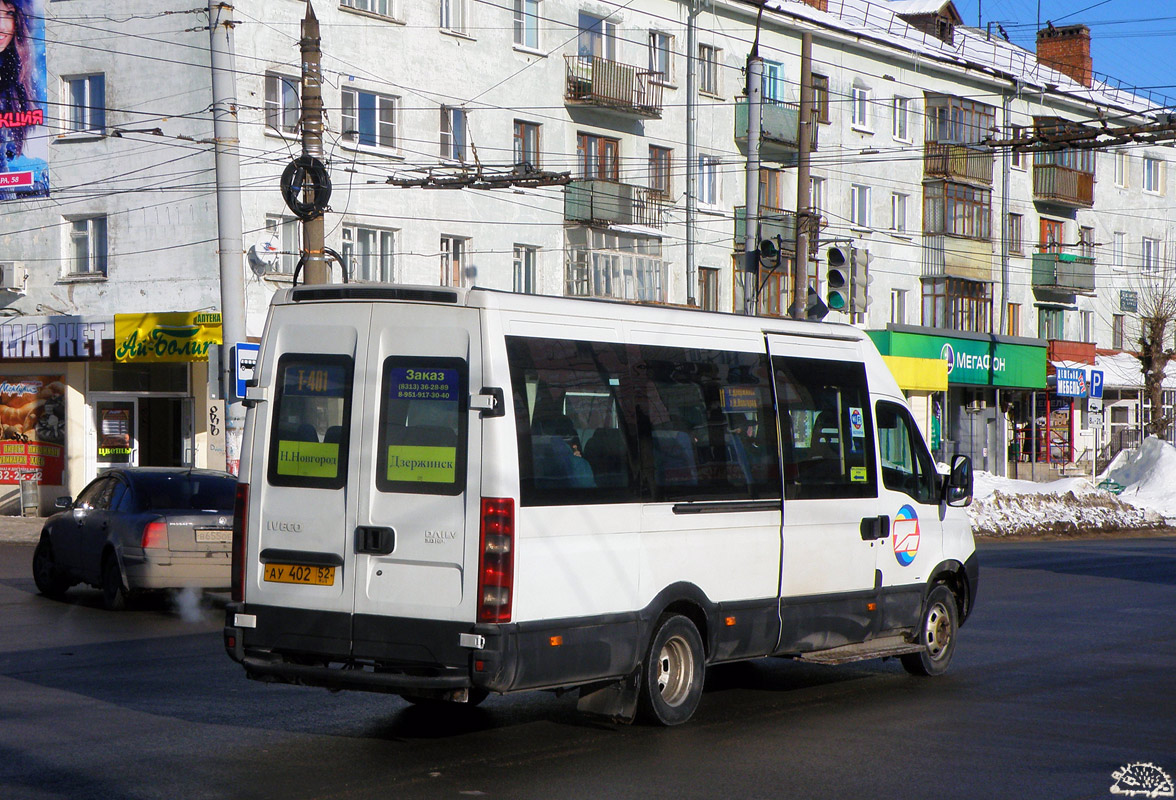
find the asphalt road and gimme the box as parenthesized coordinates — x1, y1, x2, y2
(1, 536, 1173, 800)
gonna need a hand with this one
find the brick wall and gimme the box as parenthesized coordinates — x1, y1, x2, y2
(1037, 25, 1092, 88)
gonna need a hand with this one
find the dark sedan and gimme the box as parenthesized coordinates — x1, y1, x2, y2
(32, 467, 237, 609)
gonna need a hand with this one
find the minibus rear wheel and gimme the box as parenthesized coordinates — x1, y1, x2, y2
(637, 614, 705, 726)
(901, 583, 958, 677)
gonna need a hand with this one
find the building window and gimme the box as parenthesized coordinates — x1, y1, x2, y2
(1011, 124, 1025, 169)
(1113, 231, 1126, 270)
(759, 168, 784, 209)
(1079, 226, 1094, 259)
(762, 61, 785, 104)
(68, 216, 108, 276)
(810, 176, 824, 217)
(1114, 150, 1129, 187)
(566, 228, 664, 303)
(1008, 212, 1023, 254)
(698, 44, 720, 96)
(890, 288, 907, 325)
(342, 88, 397, 149)
(439, 0, 468, 34)
(440, 106, 467, 161)
(851, 83, 871, 130)
(1144, 156, 1165, 194)
(578, 12, 616, 61)
(264, 214, 299, 274)
(892, 97, 910, 141)
(577, 133, 619, 180)
(850, 184, 871, 228)
(1038, 307, 1065, 340)
(514, 120, 540, 169)
(1081, 310, 1094, 343)
(265, 73, 299, 134)
(1007, 302, 1021, 337)
(924, 182, 991, 240)
(342, 0, 395, 17)
(921, 277, 992, 333)
(343, 226, 395, 282)
(926, 94, 995, 144)
(698, 155, 720, 205)
(811, 74, 830, 123)
(759, 269, 790, 318)
(649, 145, 672, 197)
(890, 192, 907, 233)
(1040, 218, 1064, 253)
(440, 236, 468, 287)
(513, 244, 537, 294)
(648, 30, 673, 83)
(1143, 236, 1161, 272)
(513, 0, 539, 49)
(64, 74, 105, 133)
(699, 266, 720, 311)
(1112, 314, 1125, 349)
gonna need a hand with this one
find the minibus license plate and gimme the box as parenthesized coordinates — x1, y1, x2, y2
(263, 564, 336, 586)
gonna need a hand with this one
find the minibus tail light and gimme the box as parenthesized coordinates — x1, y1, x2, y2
(477, 497, 514, 623)
(232, 483, 249, 603)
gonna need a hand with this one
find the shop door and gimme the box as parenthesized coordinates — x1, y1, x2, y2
(92, 396, 194, 472)
(94, 398, 138, 470)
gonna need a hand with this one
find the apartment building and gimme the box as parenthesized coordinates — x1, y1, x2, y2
(0, 0, 1169, 507)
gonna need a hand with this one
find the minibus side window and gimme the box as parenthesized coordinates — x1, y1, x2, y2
(632, 345, 780, 502)
(506, 336, 637, 506)
(772, 356, 876, 500)
(376, 357, 468, 496)
(876, 401, 938, 504)
(268, 354, 353, 489)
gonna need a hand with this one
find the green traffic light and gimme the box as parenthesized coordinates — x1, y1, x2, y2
(827, 292, 847, 311)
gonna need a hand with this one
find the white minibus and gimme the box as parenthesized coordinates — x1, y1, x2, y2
(224, 285, 976, 725)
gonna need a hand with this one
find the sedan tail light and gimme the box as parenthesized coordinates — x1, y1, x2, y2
(141, 519, 168, 549)
(232, 483, 249, 602)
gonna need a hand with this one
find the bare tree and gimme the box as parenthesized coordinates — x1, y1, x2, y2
(1133, 266, 1176, 439)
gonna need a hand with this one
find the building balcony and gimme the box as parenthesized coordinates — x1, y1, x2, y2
(564, 55, 663, 118)
(1032, 250, 1095, 293)
(921, 234, 994, 283)
(564, 179, 666, 228)
(734, 98, 817, 162)
(733, 205, 798, 250)
(923, 142, 994, 186)
(1033, 163, 1094, 208)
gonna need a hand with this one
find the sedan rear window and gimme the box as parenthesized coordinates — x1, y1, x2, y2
(131, 473, 236, 512)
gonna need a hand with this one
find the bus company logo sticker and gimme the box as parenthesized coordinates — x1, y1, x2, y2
(1110, 763, 1174, 798)
(892, 504, 920, 566)
(848, 407, 865, 438)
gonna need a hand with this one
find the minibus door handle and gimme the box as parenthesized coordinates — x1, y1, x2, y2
(356, 526, 396, 555)
(860, 515, 890, 541)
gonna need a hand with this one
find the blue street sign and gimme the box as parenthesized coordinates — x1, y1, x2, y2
(235, 342, 260, 400)
(1090, 369, 1104, 400)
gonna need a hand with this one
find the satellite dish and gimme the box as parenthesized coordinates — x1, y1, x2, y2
(248, 235, 280, 275)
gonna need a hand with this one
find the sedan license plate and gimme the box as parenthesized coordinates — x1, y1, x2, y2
(195, 528, 231, 543)
(263, 563, 336, 586)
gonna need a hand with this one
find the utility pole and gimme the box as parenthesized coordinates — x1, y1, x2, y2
(792, 31, 813, 320)
(742, 25, 764, 316)
(208, 0, 247, 475)
(299, 1, 330, 284)
(685, 0, 699, 306)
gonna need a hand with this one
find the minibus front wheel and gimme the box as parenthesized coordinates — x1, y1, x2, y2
(637, 614, 705, 726)
(901, 583, 959, 677)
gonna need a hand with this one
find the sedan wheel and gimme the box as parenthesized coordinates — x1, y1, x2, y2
(32, 536, 70, 598)
(101, 555, 128, 611)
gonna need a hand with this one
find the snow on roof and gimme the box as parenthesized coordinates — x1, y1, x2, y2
(886, 0, 961, 21)
(764, 0, 1160, 116)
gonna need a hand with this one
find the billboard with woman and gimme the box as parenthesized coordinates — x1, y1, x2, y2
(0, 0, 47, 200)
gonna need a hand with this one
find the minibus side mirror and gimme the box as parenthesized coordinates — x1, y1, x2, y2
(943, 454, 973, 507)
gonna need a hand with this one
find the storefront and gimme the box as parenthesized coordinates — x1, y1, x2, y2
(869, 325, 1047, 475)
(0, 312, 223, 515)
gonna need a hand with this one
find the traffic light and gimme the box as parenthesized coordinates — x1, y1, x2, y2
(758, 236, 781, 269)
(826, 246, 849, 312)
(850, 248, 872, 314)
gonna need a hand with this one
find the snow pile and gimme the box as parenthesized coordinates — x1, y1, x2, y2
(967, 437, 1176, 537)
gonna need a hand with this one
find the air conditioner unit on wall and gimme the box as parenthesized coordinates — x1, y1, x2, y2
(0, 262, 27, 293)
(967, 397, 987, 412)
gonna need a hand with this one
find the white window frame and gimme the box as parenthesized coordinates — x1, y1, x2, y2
(810, 175, 824, 217)
(440, 235, 469, 287)
(850, 184, 871, 229)
(1112, 231, 1126, 271)
(440, 106, 467, 162)
(343, 225, 396, 283)
(698, 44, 720, 96)
(892, 96, 910, 142)
(648, 30, 673, 85)
(1011, 125, 1026, 170)
(264, 214, 299, 275)
(341, 88, 398, 151)
(698, 154, 720, 206)
(513, 244, 538, 294)
(513, 0, 540, 50)
(340, 0, 396, 19)
(67, 215, 108, 276)
(1142, 236, 1161, 272)
(64, 74, 105, 134)
(1143, 156, 1165, 195)
(264, 73, 299, 135)
(890, 288, 907, 325)
(1114, 150, 1129, 188)
(890, 192, 907, 233)
(439, 0, 469, 35)
(699, 266, 720, 311)
(762, 61, 785, 104)
(1081, 310, 1094, 343)
(578, 12, 616, 61)
(850, 83, 871, 132)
